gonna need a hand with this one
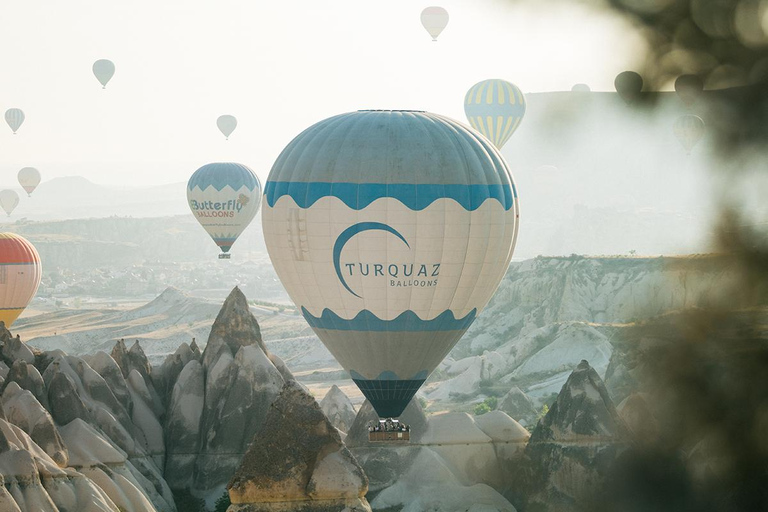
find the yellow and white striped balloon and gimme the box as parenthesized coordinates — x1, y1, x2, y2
(464, 79, 526, 149)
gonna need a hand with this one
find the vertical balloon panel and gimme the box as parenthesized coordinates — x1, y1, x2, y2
(262, 111, 519, 418)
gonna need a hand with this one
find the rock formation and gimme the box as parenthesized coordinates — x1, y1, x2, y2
(228, 380, 370, 511)
(193, 287, 287, 494)
(498, 386, 538, 428)
(513, 360, 628, 512)
(163, 360, 204, 489)
(370, 447, 516, 512)
(319, 385, 357, 433)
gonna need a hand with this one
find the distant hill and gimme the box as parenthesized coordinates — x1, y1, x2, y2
(0, 176, 189, 221)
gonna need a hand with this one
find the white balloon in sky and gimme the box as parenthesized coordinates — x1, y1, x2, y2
(420, 6, 449, 41)
(17, 168, 41, 197)
(0, 190, 20, 216)
(93, 59, 115, 89)
(217, 115, 237, 140)
(5, 109, 25, 134)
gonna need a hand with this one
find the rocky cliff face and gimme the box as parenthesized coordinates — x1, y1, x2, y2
(227, 380, 370, 512)
(427, 255, 733, 409)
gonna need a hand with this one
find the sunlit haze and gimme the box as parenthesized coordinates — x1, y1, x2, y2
(0, 0, 645, 187)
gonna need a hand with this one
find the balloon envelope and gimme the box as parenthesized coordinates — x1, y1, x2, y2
(93, 59, 115, 88)
(571, 83, 591, 92)
(18, 168, 41, 196)
(187, 163, 262, 256)
(217, 115, 237, 139)
(673, 114, 705, 154)
(5, 109, 25, 134)
(674, 74, 704, 106)
(0, 233, 41, 328)
(421, 6, 449, 41)
(464, 79, 526, 149)
(262, 110, 519, 418)
(614, 71, 643, 105)
(0, 190, 19, 216)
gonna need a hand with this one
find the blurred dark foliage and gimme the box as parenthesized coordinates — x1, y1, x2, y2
(597, 2, 768, 511)
(607, 0, 768, 153)
(499, 1, 768, 510)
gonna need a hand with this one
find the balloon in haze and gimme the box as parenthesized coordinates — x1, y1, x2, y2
(571, 83, 591, 92)
(464, 79, 526, 149)
(673, 114, 705, 154)
(17, 168, 41, 197)
(92, 59, 115, 89)
(5, 109, 25, 134)
(0, 190, 19, 216)
(187, 163, 262, 259)
(0, 234, 42, 328)
(674, 74, 704, 107)
(262, 110, 519, 418)
(614, 71, 643, 105)
(420, 6, 449, 41)
(216, 115, 237, 140)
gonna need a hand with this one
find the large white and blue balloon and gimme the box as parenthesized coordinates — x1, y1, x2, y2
(262, 110, 519, 418)
(187, 163, 262, 258)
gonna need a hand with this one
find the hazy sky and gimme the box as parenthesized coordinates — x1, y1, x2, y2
(0, 0, 646, 187)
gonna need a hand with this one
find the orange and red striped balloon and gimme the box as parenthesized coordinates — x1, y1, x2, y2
(0, 234, 42, 327)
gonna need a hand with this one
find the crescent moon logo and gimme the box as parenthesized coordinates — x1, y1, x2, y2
(333, 222, 410, 299)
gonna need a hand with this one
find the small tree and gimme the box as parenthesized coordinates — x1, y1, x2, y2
(474, 402, 491, 416)
(214, 492, 231, 512)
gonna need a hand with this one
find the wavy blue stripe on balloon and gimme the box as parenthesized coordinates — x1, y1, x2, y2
(264, 182, 514, 211)
(187, 163, 261, 192)
(301, 307, 477, 332)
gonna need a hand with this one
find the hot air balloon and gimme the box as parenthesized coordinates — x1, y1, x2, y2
(674, 74, 704, 107)
(0, 233, 42, 328)
(187, 163, 262, 258)
(614, 71, 643, 105)
(5, 109, 25, 134)
(421, 6, 449, 41)
(0, 190, 19, 216)
(464, 79, 526, 149)
(17, 168, 41, 197)
(93, 59, 115, 88)
(262, 110, 519, 419)
(571, 83, 591, 92)
(673, 114, 705, 154)
(217, 115, 237, 140)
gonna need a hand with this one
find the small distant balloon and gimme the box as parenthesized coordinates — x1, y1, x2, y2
(217, 115, 237, 140)
(0, 190, 19, 216)
(464, 79, 526, 149)
(421, 6, 449, 41)
(614, 71, 643, 105)
(571, 84, 591, 92)
(674, 74, 704, 107)
(5, 109, 25, 134)
(673, 114, 705, 155)
(93, 59, 115, 89)
(17, 168, 41, 197)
